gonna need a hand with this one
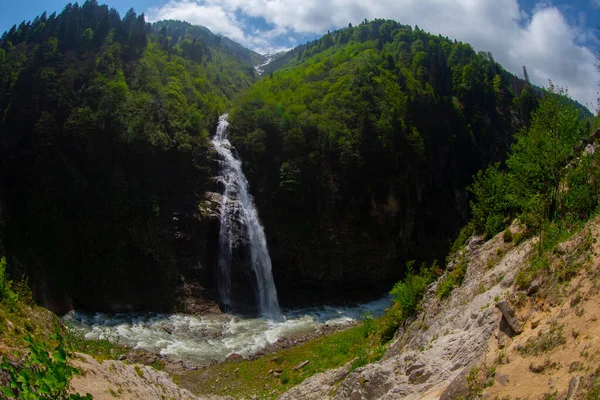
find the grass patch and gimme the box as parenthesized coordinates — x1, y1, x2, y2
(176, 323, 377, 399)
(584, 367, 600, 399)
(438, 256, 467, 298)
(518, 321, 566, 356)
(134, 365, 144, 378)
(458, 365, 496, 398)
(64, 328, 128, 362)
(503, 228, 513, 243)
(516, 221, 592, 293)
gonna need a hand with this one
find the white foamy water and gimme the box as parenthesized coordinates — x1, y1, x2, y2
(212, 113, 281, 319)
(62, 297, 391, 366)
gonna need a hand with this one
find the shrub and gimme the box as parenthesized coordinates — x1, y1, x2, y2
(0, 257, 19, 310)
(503, 228, 513, 242)
(450, 222, 474, 255)
(437, 256, 467, 299)
(390, 261, 434, 317)
(1, 332, 92, 399)
(65, 328, 128, 361)
(563, 155, 599, 220)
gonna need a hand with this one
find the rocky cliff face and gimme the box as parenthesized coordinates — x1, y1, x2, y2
(5, 156, 225, 315)
(277, 216, 600, 399)
(277, 222, 527, 399)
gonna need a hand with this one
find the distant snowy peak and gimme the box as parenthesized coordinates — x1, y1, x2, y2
(254, 51, 286, 75)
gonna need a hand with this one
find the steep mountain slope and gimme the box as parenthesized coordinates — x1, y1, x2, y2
(152, 20, 265, 67)
(275, 206, 600, 399)
(228, 19, 541, 305)
(0, 6, 592, 315)
(0, 2, 257, 314)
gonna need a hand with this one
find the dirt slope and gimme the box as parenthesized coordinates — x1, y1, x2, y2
(70, 353, 234, 400)
(278, 217, 600, 399)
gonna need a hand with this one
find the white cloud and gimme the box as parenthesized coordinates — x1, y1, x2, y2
(147, 0, 600, 109)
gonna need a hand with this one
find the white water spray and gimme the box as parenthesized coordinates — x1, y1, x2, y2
(212, 113, 281, 320)
(62, 297, 391, 366)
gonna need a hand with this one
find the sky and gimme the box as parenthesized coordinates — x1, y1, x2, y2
(1, 0, 599, 110)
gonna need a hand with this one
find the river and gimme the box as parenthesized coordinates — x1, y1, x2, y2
(62, 296, 390, 366)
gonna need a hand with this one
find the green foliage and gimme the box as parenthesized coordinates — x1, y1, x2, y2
(175, 323, 378, 399)
(515, 252, 549, 289)
(563, 155, 600, 220)
(502, 228, 513, 243)
(507, 84, 585, 223)
(468, 163, 512, 237)
(1, 332, 92, 399)
(450, 222, 475, 254)
(357, 260, 438, 348)
(64, 329, 128, 362)
(0, 257, 19, 311)
(0, 5, 257, 309)
(468, 83, 593, 250)
(437, 255, 468, 298)
(389, 260, 435, 317)
(229, 19, 535, 295)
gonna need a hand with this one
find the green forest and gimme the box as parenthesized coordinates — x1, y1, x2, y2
(0, 4, 595, 312)
(229, 19, 559, 302)
(0, 2, 259, 313)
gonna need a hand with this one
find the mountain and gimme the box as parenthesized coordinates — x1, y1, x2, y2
(151, 20, 266, 67)
(227, 19, 555, 304)
(0, 1, 258, 314)
(0, 6, 594, 313)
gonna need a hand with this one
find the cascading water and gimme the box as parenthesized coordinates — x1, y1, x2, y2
(212, 113, 282, 320)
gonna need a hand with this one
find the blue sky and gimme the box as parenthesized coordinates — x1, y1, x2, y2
(1, 0, 599, 109)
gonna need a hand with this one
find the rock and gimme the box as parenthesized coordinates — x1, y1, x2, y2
(278, 362, 352, 399)
(225, 353, 244, 362)
(527, 280, 540, 296)
(273, 372, 282, 378)
(70, 353, 198, 400)
(498, 331, 510, 348)
(439, 364, 476, 400)
(408, 367, 432, 384)
(556, 243, 568, 255)
(293, 360, 310, 371)
(496, 373, 509, 386)
(496, 300, 524, 334)
(405, 362, 425, 375)
(531, 320, 539, 329)
(500, 276, 514, 288)
(566, 376, 580, 400)
(467, 237, 484, 253)
(584, 143, 596, 156)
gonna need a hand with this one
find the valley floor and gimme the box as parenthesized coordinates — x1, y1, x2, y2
(170, 215, 600, 400)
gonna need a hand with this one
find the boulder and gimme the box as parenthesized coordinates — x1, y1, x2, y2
(496, 300, 524, 334)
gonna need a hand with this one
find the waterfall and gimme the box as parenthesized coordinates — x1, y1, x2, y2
(212, 113, 282, 320)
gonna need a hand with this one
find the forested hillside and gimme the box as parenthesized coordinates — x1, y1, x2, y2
(0, 5, 593, 313)
(0, 1, 257, 313)
(228, 19, 548, 304)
